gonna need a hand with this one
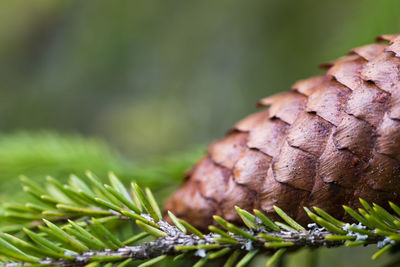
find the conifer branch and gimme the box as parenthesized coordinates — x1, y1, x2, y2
(0, 173, 399, 266)
(5, 223, 382, 267)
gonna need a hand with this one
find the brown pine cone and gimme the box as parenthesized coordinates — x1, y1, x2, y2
(165, 34, 400, 229)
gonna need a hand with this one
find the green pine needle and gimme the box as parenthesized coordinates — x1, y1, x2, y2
(213, 215, 230, 229)
(274, 222, 297, 232)
(226, 223, 257, 241)
(121, 210, 159, 228)
(145, 187, 162, 222)
(138, 255, 167, 267)
(117, 258, 133, 267)
(305, 208, 346, 235)
(345, 240, 368, 247)
(179, 219, 204, 239)
(136, 220, 167, 238)
(274, 206, 305, 232)
(223, 249, 241, 267)
(236, 249, 259, 267)
(343, 205, 373, 229)
(389, 202, 400, 217)
(169, 211, 187, 233)
(266, 248, 286, 266)
(193, 255, 209, 267)
(0, 236, 39, 263)
(253, 209, 280, 231)
(258, 233, 284, 242)
(209, 226, 232, 239)
(372, 244, 393, 260)
(133, 183, 160, 221)
(122, 232, 150, 246)
(313, 207, 344, 228)
(174, 245, 198, 251)
(42, 219, 89, 252)
(235, 206, 257, 229)
(209, 248, 231, 259)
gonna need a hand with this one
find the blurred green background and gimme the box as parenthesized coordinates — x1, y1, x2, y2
(1, 0, 400, 266)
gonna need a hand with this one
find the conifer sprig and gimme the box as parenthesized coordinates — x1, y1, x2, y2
(0, 173, 399, 266)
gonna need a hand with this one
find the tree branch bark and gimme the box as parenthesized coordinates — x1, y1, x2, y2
(6, 221, 383, 267)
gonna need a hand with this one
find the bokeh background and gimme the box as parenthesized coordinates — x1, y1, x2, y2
(1, 0, 400, 266)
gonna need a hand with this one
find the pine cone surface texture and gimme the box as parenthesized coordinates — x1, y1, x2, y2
(165, 35, 400, 229)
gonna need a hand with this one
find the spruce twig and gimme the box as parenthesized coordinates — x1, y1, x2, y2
(3, 224, 382, 267)
(0, 173, 399, 266)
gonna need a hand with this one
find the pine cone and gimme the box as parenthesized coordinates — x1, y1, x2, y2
(165, 35, 400, 229)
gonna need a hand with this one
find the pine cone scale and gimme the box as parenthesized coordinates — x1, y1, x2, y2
(233, 148, 271, 192)
(247, 113, 289, 158)
(258, 92, 306, 124)
(165, 35, 400, 229)
(344, 82, 389, 127)
(350, 44, 386, 61)
(291, 75, 330, 96)
(306, 80, 351, 126)
(375, 114, 400, 161)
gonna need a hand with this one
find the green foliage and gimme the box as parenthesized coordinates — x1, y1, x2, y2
(0, 174, 399, 267)
(0, 131, 202, 201)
